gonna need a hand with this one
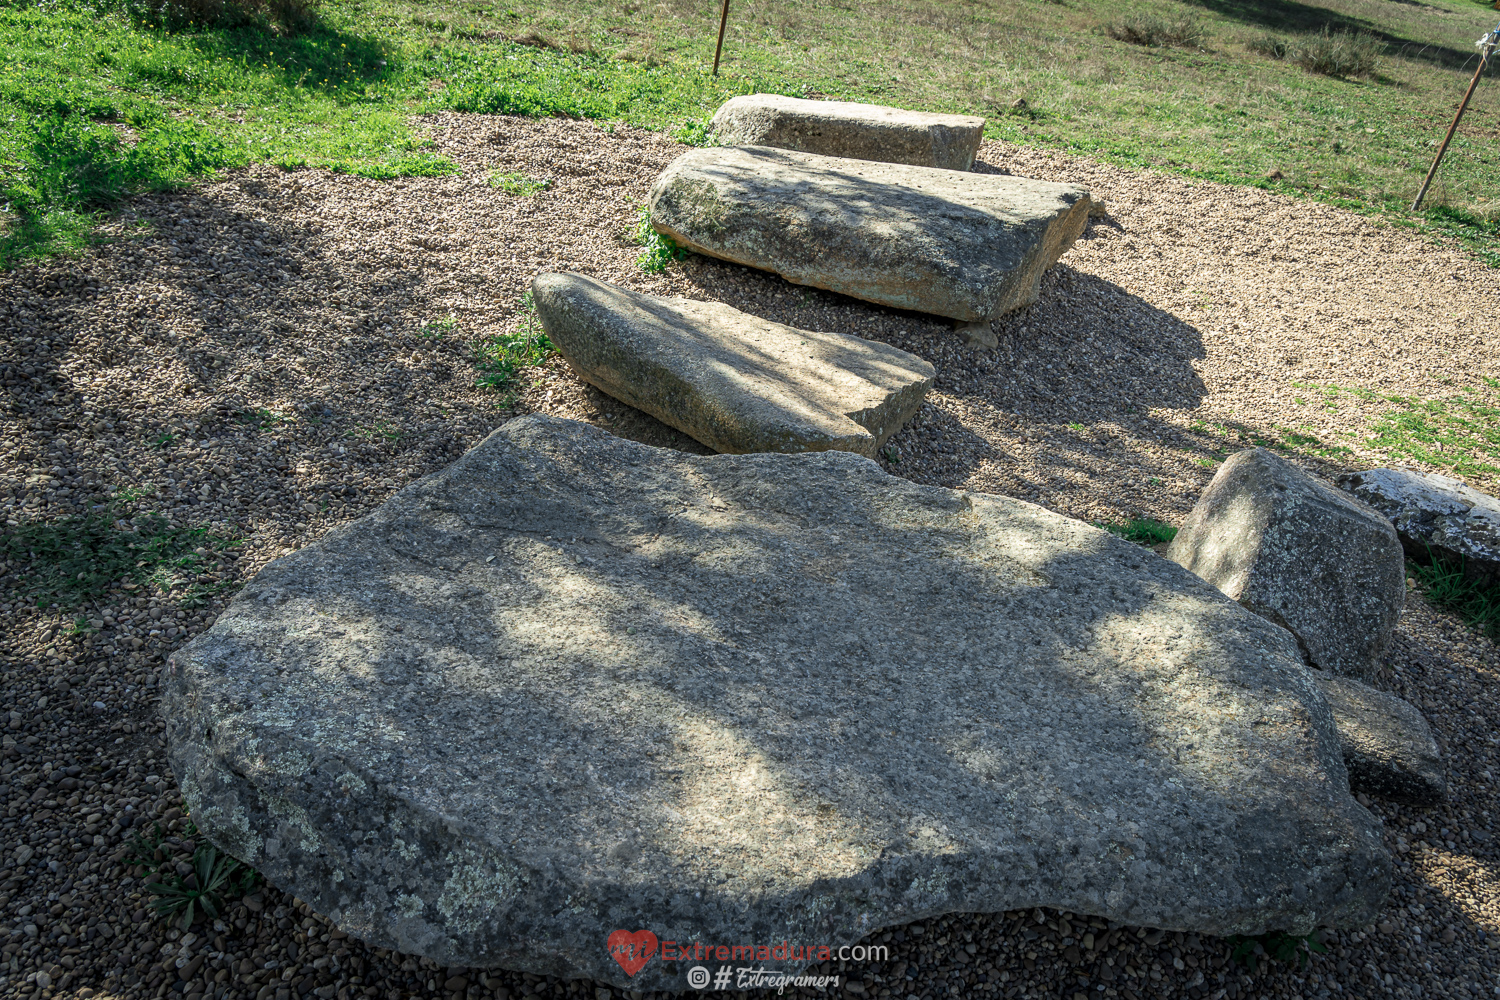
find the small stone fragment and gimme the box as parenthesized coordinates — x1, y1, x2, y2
(1315, 673, 1446, 806)
(648, 146, 1091, 325)
(710, 94, 985, 170)
(531, 272, 934, 457)
(1337, 467, 1500, 585)
(1168, 447, 1405, 681)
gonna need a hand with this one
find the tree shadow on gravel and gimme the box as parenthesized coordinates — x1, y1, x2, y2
(0, 172, 482, 551)
(615, 247, 1212, 522)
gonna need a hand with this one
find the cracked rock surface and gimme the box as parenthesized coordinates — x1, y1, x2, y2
(165, 415, 1387, 990)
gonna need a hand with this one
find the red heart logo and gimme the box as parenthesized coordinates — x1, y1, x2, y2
(607, 929, 658, 977)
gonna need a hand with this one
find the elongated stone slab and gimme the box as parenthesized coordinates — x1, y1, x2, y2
(710, 94, 985, 170)
(531, 272, 933, 457)
(165, 416, 1388, 991)
(647, 146, 1091, 324)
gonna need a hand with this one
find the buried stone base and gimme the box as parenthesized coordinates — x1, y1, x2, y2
(165, 417, 1388, 990)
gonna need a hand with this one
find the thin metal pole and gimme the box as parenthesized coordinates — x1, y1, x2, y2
(1412, 30, 1496, 211)
(712, 0, 731, 76)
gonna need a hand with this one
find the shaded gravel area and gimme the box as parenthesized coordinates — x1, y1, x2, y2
(1, 113, 1499, 1000)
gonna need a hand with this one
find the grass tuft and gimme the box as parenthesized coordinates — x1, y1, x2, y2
(1095, 518, 1178, 546)
(144, 840, 260, 930)
(1106, 14, 1205, 49)
(1410, 555, 1500, 639)
(1250, 27, 1381, 78)
(471, 291, 554, 402)
(487, 170, 552, 195)
(633, 205, 687, 273)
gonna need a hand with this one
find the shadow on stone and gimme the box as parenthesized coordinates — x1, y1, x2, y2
(165, 416, 1389, 991)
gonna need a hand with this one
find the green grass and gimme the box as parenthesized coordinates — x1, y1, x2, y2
(1095, 518, 1179, 546)
(0, 0, 804, 265)
(0, 501, 239, 608)
(633, 204, 688, 273)
(487, 170, 551, 195)
(471, 291, 554, 403)
(1296, 380, 1500, 482)
(4, 0, 1500, 267)
(1410, 555, 1500, 639)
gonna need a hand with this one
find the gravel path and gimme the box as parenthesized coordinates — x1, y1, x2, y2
(1, 113, 1498, 1000)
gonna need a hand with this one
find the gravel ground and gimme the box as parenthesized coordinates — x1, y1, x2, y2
(2, 113, 1499, 1000)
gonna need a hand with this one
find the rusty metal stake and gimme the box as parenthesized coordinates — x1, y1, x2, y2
(712, 0, 731, 76)
(1412, 22, 1499, 211)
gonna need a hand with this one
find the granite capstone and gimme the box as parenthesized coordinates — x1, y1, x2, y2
(164, 416, 1390, 990)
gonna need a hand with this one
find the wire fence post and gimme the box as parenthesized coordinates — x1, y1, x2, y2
(712, 0, 731, 77)
(1412, 21, 1500, 212)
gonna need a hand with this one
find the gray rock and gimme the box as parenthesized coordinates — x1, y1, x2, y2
(165, 417, 1388, 990)
(647, 146, 1091, 325)
(1337, 467, 1500, 584)
(1316, 674, 1446, 806)
(709, 94, 985, 171)
(530, 272, 933, 457)
(1167, 448, 1405, 682)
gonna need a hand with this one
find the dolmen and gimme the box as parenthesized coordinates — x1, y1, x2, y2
(166, 417, 1389, 991)
(648, 147, 1091, 345)
(531, 272, 933, 457)
(710, 93, 986, 170)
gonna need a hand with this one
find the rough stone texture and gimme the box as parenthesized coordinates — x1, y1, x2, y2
(647, 145, 1091, 325)
(1167, 448, 1406, 682)
(1337, 467, 1500, 584)
(164, 417, 1388, 990)
(1315, 674, 1447, 806)
(709, 94, 985, 171)
(530, 272, 933, 457)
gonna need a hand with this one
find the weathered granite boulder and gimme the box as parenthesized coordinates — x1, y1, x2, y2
(165, 418, 1388, 990)
(530, 272, 933, 457)
(709, 94, 986, 171)
(1337, 468, 1500, 584)
(647, 146, 1090, 327)
(1316, 674, 1446, 806)
(1168, 448, 1405, 682)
